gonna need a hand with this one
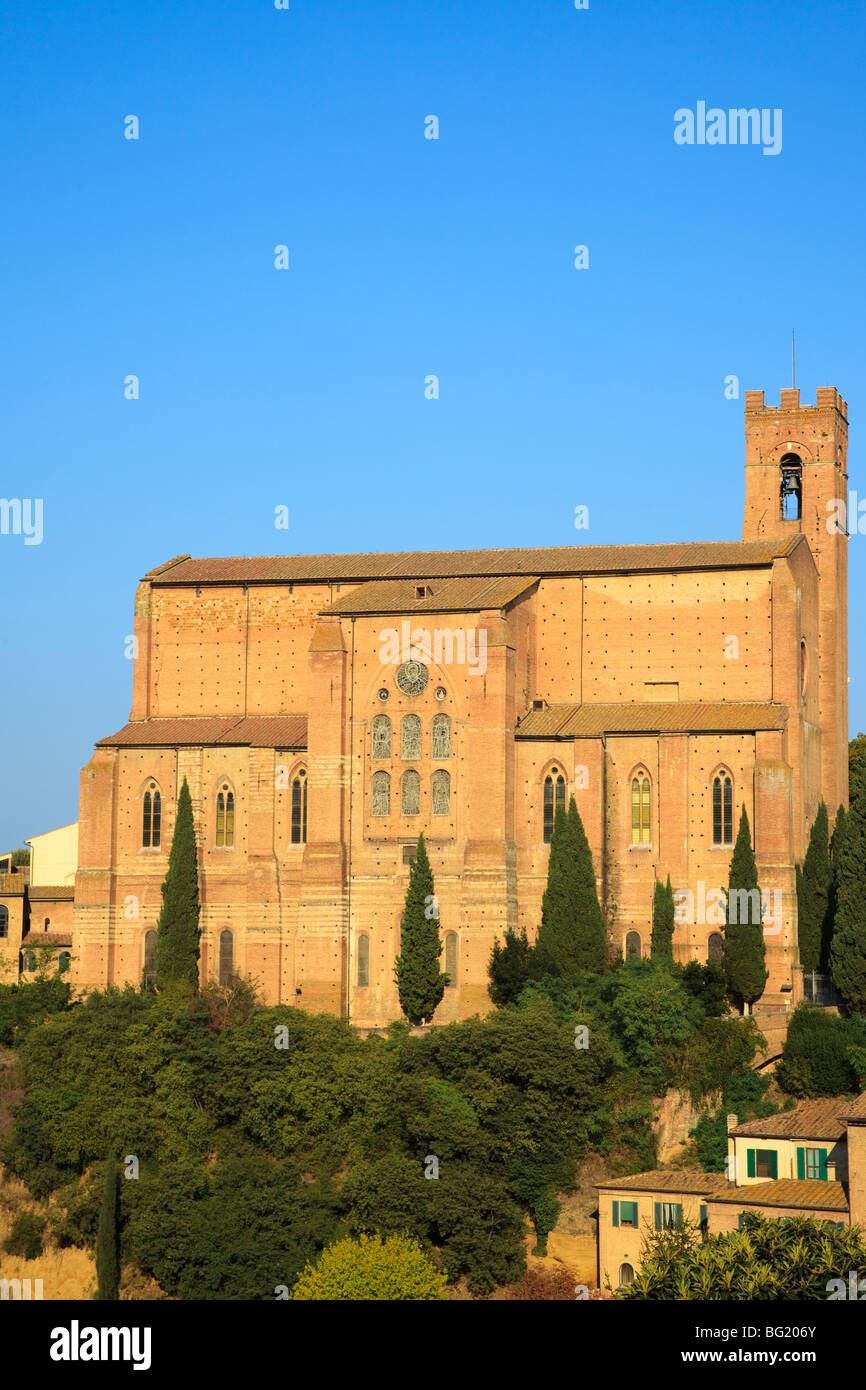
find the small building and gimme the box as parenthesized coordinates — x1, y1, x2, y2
(0, 824, 78, 982)
(596, 1093, 866, 1290)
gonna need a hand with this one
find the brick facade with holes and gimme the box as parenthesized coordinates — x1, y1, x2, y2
(70, 388, 849, 1027)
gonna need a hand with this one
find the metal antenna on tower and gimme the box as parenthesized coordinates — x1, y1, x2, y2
(792, 330, 796, 388)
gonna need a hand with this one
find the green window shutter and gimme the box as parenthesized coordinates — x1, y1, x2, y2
(747, 1148, 756, 1178)
(654, 1202, 662, 1230)
(796, 1147, 806, 1180)
(699, 1204, 707, 1227)
(819, 1150, 828, 1181)
(770, 1150, 778, 1180)
(632, 1202, 638, 1226)
(674, 1204, 683, 1226)
(612, 1201, 619, 1227)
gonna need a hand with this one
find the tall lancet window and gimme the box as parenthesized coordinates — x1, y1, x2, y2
(401, 714, 421, 760)
(142, 782, 161, 848)
(780, 454, 802, 521)
(372, 714, 391, 760)
(631, 771, 651, 845)
(712, 773, 733, 846)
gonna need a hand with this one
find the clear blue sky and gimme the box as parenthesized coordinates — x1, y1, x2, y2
(1, 0, 864, 849)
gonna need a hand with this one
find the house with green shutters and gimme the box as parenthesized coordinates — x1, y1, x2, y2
(596, 1093, 866, 1291)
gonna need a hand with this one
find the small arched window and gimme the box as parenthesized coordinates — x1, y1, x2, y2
(543, 768, 566, 843)
(216, 784, 235, 847)
(219, 929, 234, 986)
(401, 768, 420, 816)
(708, 931, 724, 965)
(444, 931, 457, 987)
(58, 951, 71, 974)
(712, 773, 733, 846)
(432, 768, 450, 817)
(618, 1263, 635, 1289)
(780, 453, 802, 521)
(432, 713, 451, 760)
(371, 770, 390, 817)
(372, 714, 391, 760)
(142, 781, 161, 848)
(626, 930, 642, 962)
(291, 769, 308, 844)
(357, 932, 370, 988)
(144, 929, 157, 984)
(401, 714, 421, 760)
(631, 771, 651, 845)
(44, 917, 50, 931)
(0, 906, 8, 939)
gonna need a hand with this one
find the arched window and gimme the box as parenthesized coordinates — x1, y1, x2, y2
(58, 951, 71, 974)
(431, 713, 451, 760)
(216, 784, 235, 847)
(372, 714, 391, 760)
(0, 906, 8, 939)
(626, 930, 642, 962)
(618, 1263, 635, 1289)
(444, 931, 457, 987)
(144, 929, 157, 984)
(712, 773, 733, 846)
(708, 931, 724, 965)
(431, 768, 450, 817)
(401, 714, 421, 760)
(543, 768, 566, 843)
(219, 929, 234, 986)
(44, 917, 50, 931)
(142, 781, 161, 848)
(780, 453, 802, 521)
(291, 769, 308, 844)
(401, 768, 420, 816)
(800, 640, 809, 700)
(371, 770, 390, 817)
(357, 933, 369, 987)
(631, 771, 651, 845)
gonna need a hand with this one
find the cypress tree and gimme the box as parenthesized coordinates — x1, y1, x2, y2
(394, 833, 447, 1025)
(798, 802, 830, 976)
(536, 796, 605, 977)
(96, 1154, 119, 1301)
(724, 806, 767, 1014)
(825, 804, 847, 973)
(651, 875, 675, 965)
(830, 757, 866, 1015)
(488, 926, 537, 1007)
(155, 777, 201, 990)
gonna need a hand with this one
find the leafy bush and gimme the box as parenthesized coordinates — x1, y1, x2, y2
(291, 1232, 447, 1301)
(4, 1210, 46, 1260)
(506, 1266, 578, 1300)
(776, 1004, 866, 1097)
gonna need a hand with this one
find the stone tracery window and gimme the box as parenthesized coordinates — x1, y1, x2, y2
(543, 769, 566, 843)
(712, 772, 733, 846)
(401, 714, 421, 760)
(432, 768, 450, 816)
(401, 769, 420, 816)
(357, 933, 369, 987)
(444, 931, 457, 987)
(219, 929, 234, 986)
(144, 929, 157, 984)
(371, 770, 390, 817)
(372, 714, 391, 759)
(216, 784, 234, 847)
(142, 782, 161, 848)
(432, 713, 451, 760)
(291, 769, 308, 843)
(631, 771, 651, 845)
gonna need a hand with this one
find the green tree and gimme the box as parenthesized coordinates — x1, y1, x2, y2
(488, 926, 538, 1007)
(775, 1003, 866, 1096)
(651, 876, 675, 965)
(536, 796, 605, 978)
(155, 777, 201, 991)
(394, 834, 447, 1026)
(724, 807, 767, 1014)
(96, 1154, 120, 1300)
(291, 1232, 447, 1301)
(826, 804, 847, 972)
(619, 1212, 866, 1300)
(830, 748, 866, 1015)
(798, 803, 830, 976)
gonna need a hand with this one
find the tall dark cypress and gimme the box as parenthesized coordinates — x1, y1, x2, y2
(651, 875, 675, 965)
(724, 806, 767, 1013)
(536, 796, 605, 977)
(155, 777, 201, 990)
(798, 802, 830, 976)
(96, 1154, 119, 1301)
(830, 758, 866, 1015)
(825, 804, 847, 974)
(394, 833, 447, 1025)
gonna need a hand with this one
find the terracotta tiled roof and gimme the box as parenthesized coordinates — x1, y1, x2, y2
(729, 1095, 866, 1141)
(97, 715, 307, 749)
(709, 1179, 849, 1212)
(321, 576, 538, 615)
(144, 537, 802, 587)
(27, 886, 74, 901)
(515, 702, 788, 739)
(597, 1170, 734, 1196)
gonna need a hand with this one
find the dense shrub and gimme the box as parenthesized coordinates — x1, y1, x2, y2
(4, 1210, 46, 1260)
(775, 1004, 866, 1097)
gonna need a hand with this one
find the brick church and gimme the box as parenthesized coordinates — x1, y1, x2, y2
(67, 386, 849, 1027)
